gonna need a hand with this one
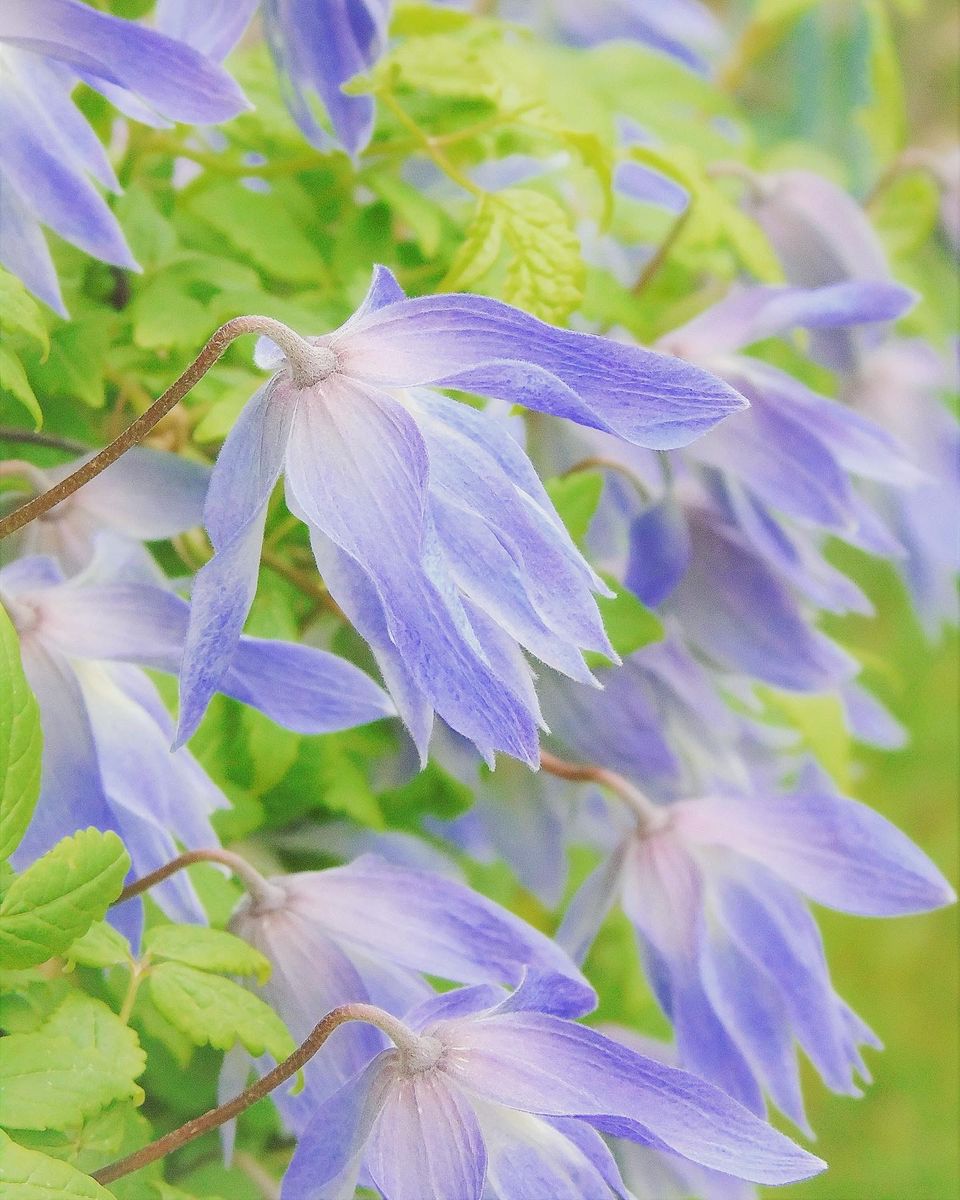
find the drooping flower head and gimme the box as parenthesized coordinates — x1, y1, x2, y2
(281, 971, 824, 1199)
(226, 854, 593, 1107)
(557, 753, 955, 1127)
(0, 446, 210, 574)
(0, 542, 392, 943)
(179, 266, 746, 766)
(0, 0, 248, 312)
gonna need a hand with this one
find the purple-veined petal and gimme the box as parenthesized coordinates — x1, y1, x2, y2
(222, 635, 395, 732)
(262, 0, 389, 155)
(712, 864, 868, 1094)
(286, 376, 540, 764)
(675, 790, 956, 916)
(339, 285, 748, 449)
(440, 1013, 824, 1183)
(476, 1101, 622, 1200)
(486, 970, 597, 1020)
(661, 281, 915, 361)
(0, 64, 138, 270)
(281, 855, 589, 989)
(365, 1072, 487, 1200)
(620, 829, 704, 962)
(280, 1053, 395, 1200)
(0, 164, 65, 314)
(0, 0, 249, 124)
(840, 680, 907, 750)
(668, 511, 857, 691)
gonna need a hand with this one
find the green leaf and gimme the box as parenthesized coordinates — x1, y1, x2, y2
(144, 926, 272, 984)
(188, 184, 331, 285)
(498, 189, 584, 322)
(443, 194, 506, 292)
(390, 2, 472, 36)
(0, 343, 43, 428)
(0, 270, 49, 354)
(10, 1102, 149, 1177)
(544, 471, 604, 547)
(379, 759, 474, 829)
(0, 604, 42, 862)
(0, 829, 130, 969)
(587, 575, 664, 667)
(0, 1131, 116, 1199)
(0, 994, 145, 1131)
(857, 1, 907, 163)
(873, 171, 941, 259)
(147, 961, 295, 1062)
(28, 320, 109, 409)
(65, 921, 132, 970)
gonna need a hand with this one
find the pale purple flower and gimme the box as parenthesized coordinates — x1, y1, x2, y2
(157, 0, 389, 155)
(228, 856, 592, 1105)
(740, 169, 895, 372)
(1, 547, 392, 943)
(0, 0, 248, 313)
(557, 771, 955, 1126)
(0, 447, 209, 575)
(281, 971, 824, 1199)
(845, 338, 960, 634)
(178, 266, 745, 766)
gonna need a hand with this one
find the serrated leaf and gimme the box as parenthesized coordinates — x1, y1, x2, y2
(443, 195, 505, 291)
(587, 575, 664, 667)
(0, 270, 49, 354)
(384, 33, 501, 100)
(144, 926, 272, 984)
(0, 343, 43, 428)
(10, 1102, 149, 1176)
(0, 1131, 115, 1199)
(147, 961, 295, 1062)
(0, 829, 130, 969)
(499, 189, 585, 321)
(65, 921, 131, 970)
(544, 471, 604, 547)
(0, 994, 145, 1130)
(0, 604, 42, 861)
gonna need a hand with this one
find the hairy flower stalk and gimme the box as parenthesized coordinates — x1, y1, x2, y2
(0, 315, 325, 541)
(89, 1002, 408, 1186)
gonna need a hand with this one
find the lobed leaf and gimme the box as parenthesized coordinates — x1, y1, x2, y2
(0, 605, 42, 862)
(0, 829, 130, 970)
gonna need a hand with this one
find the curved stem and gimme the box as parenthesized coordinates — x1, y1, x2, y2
(115, 847, 284, 909)
(0, 427, 90, 455)
(539, 749, 667, 833)
(0, 315, 323, 542)
(91, 1003, 378, 1185)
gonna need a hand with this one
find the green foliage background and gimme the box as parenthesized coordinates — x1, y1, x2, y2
(0, 0, 957, 1196)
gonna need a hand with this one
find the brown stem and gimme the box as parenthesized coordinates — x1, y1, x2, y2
(91, 1005, 359, 1185)
(0, 315, 302, 541)
(0, 427, 90, 455)
(539, 749, 666, 832)
(632, 203, 693, 297)
(115, 847, 283, 908)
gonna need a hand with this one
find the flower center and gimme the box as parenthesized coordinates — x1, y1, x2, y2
(399, 1033, 444, 1076)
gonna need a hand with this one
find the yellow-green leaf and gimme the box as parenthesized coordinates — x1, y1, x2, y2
(0, 604, 42, 862)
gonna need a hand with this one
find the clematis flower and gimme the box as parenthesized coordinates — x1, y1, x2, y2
(157, 0, 389, 156)
(737, 168, 896, 373)
(0, 446, 209, 574)
(845, 338, 960, 635)
(0, 545, 392, 943)
(0, 0, 248, 313)
(227, 855, 593, 1107)
(281, 971, 824, 1199)
(178, 265, 745, 765)
(557, 769, 955, 1126)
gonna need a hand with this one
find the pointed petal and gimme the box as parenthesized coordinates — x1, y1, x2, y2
(444, 1014, 824, 1184)
(366, 1073, 486, 1200)
(339, 293, 748, 449)
(676, 790, 956, 916)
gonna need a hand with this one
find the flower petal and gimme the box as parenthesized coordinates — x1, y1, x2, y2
(340, 291, 748, 449)
(366, 1072, 487, 1200)
(444, 1013, 824, 1183)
